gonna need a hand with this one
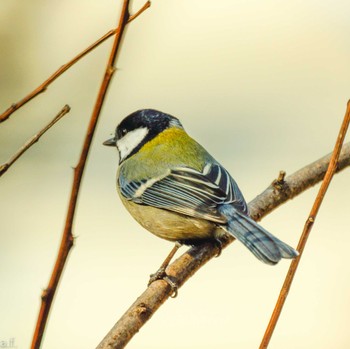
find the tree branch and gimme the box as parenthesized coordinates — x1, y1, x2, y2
(96, 141, 350, 349)
(0, 105, 70, 177)
(30, 2, 143, 348)
(259, 101, 350, 348)
(0, 1, 151, 124)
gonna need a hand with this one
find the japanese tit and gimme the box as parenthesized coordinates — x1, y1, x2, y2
(103, 109, 298, 265)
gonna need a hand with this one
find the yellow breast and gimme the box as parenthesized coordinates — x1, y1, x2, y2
(119, 127, 210, 182)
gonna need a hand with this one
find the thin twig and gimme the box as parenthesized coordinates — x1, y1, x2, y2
(96, 141, 350, 349)
(0, 105, 70, 177)
(259, 101, 350, 349)
(30, 2, 142, 348)
(0, 1, 151, 124)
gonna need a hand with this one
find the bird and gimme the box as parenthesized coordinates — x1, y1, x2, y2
(103, 109, 298, 287)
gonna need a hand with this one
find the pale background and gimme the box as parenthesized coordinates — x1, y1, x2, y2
(1, 1, 350, 348)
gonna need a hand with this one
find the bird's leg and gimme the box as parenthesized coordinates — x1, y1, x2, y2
(214, 237, 223, 257)
(148, 242, 182, 297)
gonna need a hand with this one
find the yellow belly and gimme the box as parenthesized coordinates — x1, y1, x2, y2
(121, 197, 223, 242)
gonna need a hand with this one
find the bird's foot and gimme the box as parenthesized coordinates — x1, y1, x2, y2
(214, 238, 223, 257)
(148, 267, 178, 298)
(148, 267, 166, 286)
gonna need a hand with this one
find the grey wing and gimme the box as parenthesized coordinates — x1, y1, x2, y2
(119, 162, 248, 224)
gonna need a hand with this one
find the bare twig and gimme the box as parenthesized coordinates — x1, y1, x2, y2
(259, 101, 350, 349)
(0, 1, 151, 124)
(0, 105, 70, 177)
(96, 141, 350, 349)
(30, 2, 146, 348)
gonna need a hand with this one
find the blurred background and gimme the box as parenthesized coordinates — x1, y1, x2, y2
(1, 1, 350, 348)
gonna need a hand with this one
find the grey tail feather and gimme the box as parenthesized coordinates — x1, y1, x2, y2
(220, 207, 298, 265)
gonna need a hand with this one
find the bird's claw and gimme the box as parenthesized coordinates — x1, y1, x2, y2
(214, 238, 223, 257)
(148, 267, 166, 286)
(164, 276, 178, 298)
(148, 267, 178, 298)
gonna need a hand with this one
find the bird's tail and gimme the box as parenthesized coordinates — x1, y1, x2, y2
(220, 206, 298, 265)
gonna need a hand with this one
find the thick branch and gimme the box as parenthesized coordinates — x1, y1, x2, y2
(250, 141, 350, 221)
(96, 141, 350, 349)
(260, 101, 350, 348)
(0, 105, 70, 177)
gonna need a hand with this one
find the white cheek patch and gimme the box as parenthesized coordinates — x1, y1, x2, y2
(117, 127, 149, 161)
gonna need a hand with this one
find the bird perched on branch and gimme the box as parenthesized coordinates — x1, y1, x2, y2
(104, 109, 298, 289)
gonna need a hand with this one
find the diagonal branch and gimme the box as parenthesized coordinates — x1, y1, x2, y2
(96, 141, 350, 349)
(0, 105, 70, 177)
(0, 1, 151, 124)
(259, 101, 350, 348)
(29, 2, 148, 349)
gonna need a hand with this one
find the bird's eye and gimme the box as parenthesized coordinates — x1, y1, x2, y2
(122, 128, 127, 135)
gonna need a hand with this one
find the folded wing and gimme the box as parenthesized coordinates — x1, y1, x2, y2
(119, 162, 248, 224)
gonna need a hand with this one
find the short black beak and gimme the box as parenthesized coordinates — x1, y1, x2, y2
(103, 137, 116, 147)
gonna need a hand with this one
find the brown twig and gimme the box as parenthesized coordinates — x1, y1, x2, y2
(30, 2, 145, 348)
(259, 101, 350, 348)
(0, 1, 151, 124)
(96, 140, 350, 349)
(0, 105, 70, 177)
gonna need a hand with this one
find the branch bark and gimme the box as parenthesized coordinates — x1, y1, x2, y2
(0, 105, 70, 177)
(259, 101, 350, 348)
(96, 141, 350, 349)
(0, 1, 150, 124)
(30, 2, 137, 349)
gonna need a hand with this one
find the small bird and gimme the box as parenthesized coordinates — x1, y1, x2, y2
(104, 109, 298, 277)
